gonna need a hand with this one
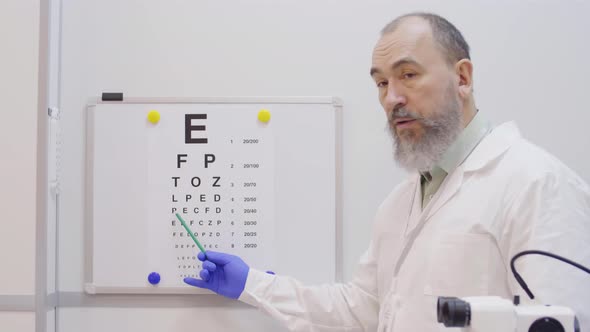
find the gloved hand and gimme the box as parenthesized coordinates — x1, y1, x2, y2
(183, 250, 249, 299)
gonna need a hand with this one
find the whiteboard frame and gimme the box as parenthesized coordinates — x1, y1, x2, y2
(84, 96, 343, 294)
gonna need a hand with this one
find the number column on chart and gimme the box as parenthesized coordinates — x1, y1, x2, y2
(226, 137, 265, 254)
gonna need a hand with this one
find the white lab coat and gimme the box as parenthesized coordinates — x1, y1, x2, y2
(239, 122, 590, 331)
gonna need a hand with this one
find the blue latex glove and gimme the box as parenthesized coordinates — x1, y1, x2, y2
(184, 250, 249, 299)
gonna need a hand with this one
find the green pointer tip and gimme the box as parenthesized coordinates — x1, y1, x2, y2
(175, 213, 207, 257)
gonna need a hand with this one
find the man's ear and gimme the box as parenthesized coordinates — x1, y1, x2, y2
(455, 59, 473, 99)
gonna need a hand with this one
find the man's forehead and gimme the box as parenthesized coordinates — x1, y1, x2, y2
(372, 17, 434, 67)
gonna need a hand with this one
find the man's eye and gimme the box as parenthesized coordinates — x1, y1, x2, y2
(376, 81, 388, 88)
(403, 73, 416, 79)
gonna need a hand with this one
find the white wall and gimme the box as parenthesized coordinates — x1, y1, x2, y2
(0, 0, 42, 331)
(0, 0, 39, 297)
(55, 0, 589, 331)
(0, 312, 36, 332)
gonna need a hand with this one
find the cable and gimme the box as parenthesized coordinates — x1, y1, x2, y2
(510, 250, 590, 299)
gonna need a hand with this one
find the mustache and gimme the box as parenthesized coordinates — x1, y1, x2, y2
(389, 107, 423, 122)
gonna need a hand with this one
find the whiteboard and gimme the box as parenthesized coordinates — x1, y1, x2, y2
(85, 97, 342, 294)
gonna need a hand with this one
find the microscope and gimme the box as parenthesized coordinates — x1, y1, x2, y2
(437, 296, 579, 332)
(436, 250, 589, 332)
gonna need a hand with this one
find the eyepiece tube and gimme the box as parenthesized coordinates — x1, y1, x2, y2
(437, 297, 471, 328)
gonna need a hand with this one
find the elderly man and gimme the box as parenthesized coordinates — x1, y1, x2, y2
(185, 12, 590, 331)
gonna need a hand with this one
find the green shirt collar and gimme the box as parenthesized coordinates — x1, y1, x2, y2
(423, 111, 492, 177)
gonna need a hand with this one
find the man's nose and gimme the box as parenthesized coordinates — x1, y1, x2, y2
(384, 84, 406, 112)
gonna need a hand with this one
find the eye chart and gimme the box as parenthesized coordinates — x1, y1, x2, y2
(146, 108, 275, 282)
(85, 97, 341, 294)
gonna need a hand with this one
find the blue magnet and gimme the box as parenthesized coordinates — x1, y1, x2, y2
(148, 272, 161, 285)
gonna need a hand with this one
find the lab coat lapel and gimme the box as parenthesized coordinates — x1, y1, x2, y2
(424, 167, 464, 221)
(402, 167, 464, 236)
(403, 176, 423, 236)
(394, 171, 463, 276)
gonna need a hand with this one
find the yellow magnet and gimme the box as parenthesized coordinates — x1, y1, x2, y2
(258, 109, 271, 123)
(147, 110, 160, 124)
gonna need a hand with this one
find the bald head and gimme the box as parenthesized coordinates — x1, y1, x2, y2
(381, 13, 470, 67)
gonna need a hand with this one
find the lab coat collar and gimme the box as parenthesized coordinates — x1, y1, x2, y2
(424, 122, 521, 220)
(405, 121, 522, 227)
(409, 120, 519, 187)
(462, 121, 522, 172)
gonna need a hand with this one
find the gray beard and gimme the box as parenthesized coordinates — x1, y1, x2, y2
(387, 91, 463, 172)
